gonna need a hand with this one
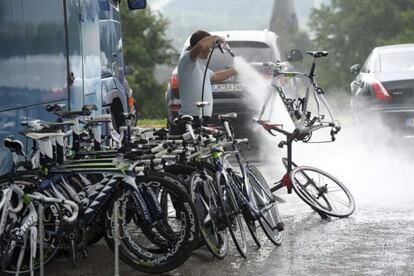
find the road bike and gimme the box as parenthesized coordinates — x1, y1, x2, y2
(254, 51, 355, 218)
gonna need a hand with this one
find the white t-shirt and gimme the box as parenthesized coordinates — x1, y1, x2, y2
(177, 51, 214, 117)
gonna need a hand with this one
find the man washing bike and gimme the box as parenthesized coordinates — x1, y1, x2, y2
(176, 30, 237, 132)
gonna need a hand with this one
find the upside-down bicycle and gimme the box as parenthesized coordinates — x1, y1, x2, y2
(254, 50, 355, 218)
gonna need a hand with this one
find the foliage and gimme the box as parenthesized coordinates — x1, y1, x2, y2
(121, 1, 175, 118)
(137, 119, 167, 128)
(309, 0, 414, 92)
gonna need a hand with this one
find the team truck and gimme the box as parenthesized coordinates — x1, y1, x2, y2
(0, 0, 146, 174)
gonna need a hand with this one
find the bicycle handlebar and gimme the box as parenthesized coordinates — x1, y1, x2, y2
(31, 192, 79, 223)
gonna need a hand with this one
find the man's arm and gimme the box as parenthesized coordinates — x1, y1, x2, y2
(211, 68, 237, 83)
(190, 35, 218, 61)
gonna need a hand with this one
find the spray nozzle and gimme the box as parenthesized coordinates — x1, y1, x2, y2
(216, 40, 235, 57)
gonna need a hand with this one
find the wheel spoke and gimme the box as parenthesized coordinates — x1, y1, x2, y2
(325, 192, 350, 208)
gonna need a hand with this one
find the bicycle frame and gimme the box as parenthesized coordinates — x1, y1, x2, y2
(255, 56, 342, 193)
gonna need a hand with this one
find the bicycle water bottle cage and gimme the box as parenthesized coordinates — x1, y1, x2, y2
(82, 104, 98, 112)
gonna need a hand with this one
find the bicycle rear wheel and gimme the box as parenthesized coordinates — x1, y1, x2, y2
(290, 166, 355, 218)
(248, 166, 283, 246)
(190, 172, 228, 259)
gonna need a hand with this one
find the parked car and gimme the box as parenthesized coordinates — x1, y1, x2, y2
(166, 30, 292, 136)
(350, 44, 414, 135)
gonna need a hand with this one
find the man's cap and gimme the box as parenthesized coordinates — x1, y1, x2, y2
(186, 30, 211, 50)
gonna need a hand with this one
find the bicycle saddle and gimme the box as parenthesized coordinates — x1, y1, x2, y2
(45, 103, 66, 113)
(195, 101, 210, 108)
(59, 110, 92, 118)
(86, 114, 112, 124)
(153, 128, 168, 138)
(306, 51, 328, 58)
(39, 121, 74, 130)
(4, 138, 24, 154)
(218, 112, 238, 120)
(173, 115, 194, 126)
(82, 104, 98, 112)
(20, 130, 65, 140)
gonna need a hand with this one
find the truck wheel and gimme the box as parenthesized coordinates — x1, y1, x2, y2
(110, 99, 125, 132)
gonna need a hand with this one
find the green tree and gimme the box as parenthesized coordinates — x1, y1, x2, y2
(121, 2, 175, 118)
(309, 0, 414, 93)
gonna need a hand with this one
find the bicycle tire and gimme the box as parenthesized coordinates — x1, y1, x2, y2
(190, 171, 229, 259)
(104, 175, 199, 273)
(248, 166, 283, 246)
(281, 159, 329, 217)
(0, 180, 63, 275)
(0, 190, 62, 276)
(216, 172, 247, 258)
(228, 170, 261, 248)
(138, 172, 193, 250)
(290, 166, 355, 218)
(164, 162, 217, 250)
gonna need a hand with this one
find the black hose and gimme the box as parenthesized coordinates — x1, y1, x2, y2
(201, 45, 216, 117)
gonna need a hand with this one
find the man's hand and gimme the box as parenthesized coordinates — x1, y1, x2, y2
(190, 35, 225, 61)
(211, 68, 238, 83)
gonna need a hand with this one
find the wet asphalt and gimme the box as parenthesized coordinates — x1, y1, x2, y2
(45, 121, 414, 275)
(45, 190, 414, 276)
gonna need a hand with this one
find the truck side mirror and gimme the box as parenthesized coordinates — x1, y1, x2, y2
(350, 64, 360, 75)
(287, 49, 303, 62)
(127, 0, 146, 10)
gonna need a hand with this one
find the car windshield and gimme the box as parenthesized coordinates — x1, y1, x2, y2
(380, 52, 414, 72)
(203, 41, 273, 71)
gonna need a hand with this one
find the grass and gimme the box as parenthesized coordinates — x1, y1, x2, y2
(137, 118, 167, 128)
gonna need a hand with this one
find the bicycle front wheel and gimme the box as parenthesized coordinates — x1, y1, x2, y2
(216, 172, 247, 258)
(290, 166, 355, 218)
(248, 166, 283, 246)
(104, 176, 199, 274)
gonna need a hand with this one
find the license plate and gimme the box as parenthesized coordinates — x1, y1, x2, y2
(405, 118, 414, 127)
(212, 83, 244, 92)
